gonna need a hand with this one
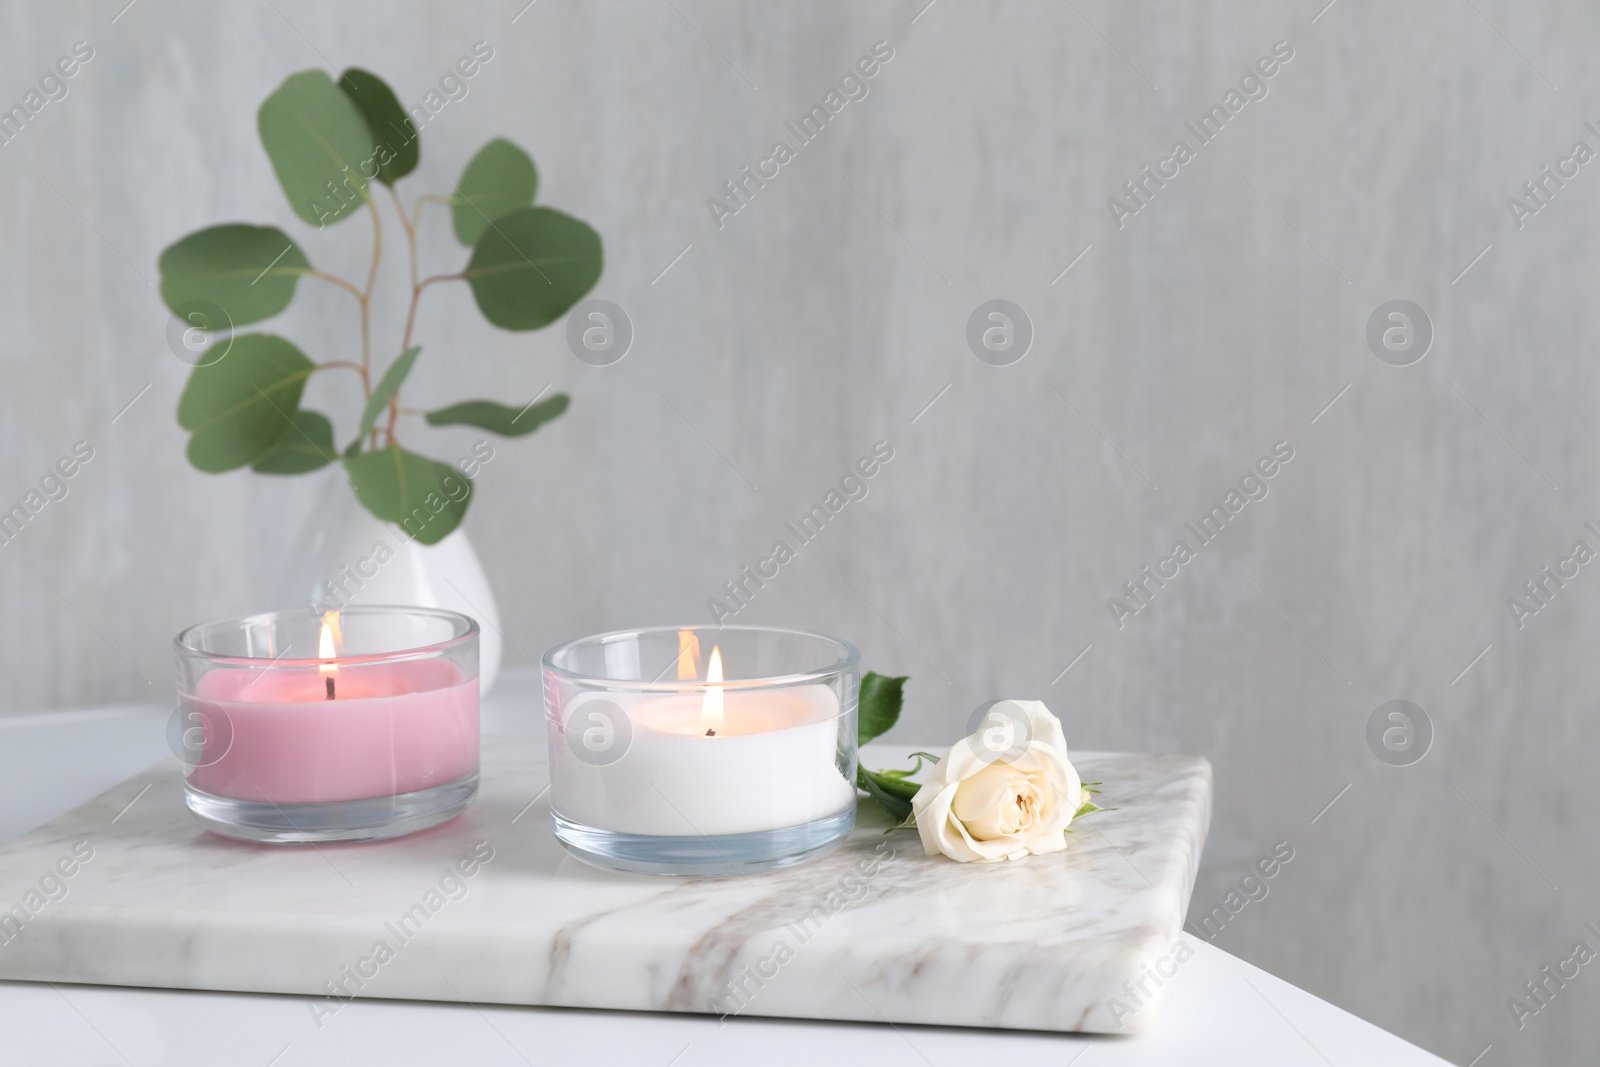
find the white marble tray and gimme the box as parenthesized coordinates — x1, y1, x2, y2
(0, 738, 1210, 1034)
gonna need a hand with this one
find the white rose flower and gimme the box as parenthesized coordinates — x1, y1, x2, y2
(911, 700, 1084, 863)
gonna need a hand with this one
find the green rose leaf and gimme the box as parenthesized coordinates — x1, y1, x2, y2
(1069, 782, 1112, 829)
(158, 225, 310, 328)
(855, 750, 938, 820)
(856, 767, 914, 822)
(353, 346, 421, 449)
(177, 334, 316, 472)
(424, 394, 569, 437)
(858, 672, 907, 745)
(453, 137, 538, 244)
(258, 70, 374, 227)
(252, 410, 336, 474)
(345, 444, 471, 546)
(861, 765, 921, 802)
(338, 68, 419, 186)
(464, 206, 603, 331)
(876, 751, 941, 785)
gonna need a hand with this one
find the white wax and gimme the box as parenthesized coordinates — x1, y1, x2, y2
(551, 684, 854, 837)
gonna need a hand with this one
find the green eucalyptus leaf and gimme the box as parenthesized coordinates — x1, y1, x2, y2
(424, 394, 568, 437)
(354, 346, 421, 448)
(252, 410, 336, 474)
(345, 444, 471, 546)
(258, 70, 374, 227)
(463, 207, 602, 331)
(158, 225, 310, 327)
(453, 137, 537, 244)
(177, 334, 316, 472)
(338, 68, 419, 185)
(858, 672, 907, 745)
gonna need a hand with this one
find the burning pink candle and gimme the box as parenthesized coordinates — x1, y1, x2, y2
(174, 606, 480, 844)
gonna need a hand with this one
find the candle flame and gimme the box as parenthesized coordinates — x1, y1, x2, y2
(318, 611, 341, 675)
(677, 628, 701, 682)
(701, 645, 724, 737)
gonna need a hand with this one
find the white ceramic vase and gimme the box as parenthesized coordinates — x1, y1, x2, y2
(272, 470, 503, 694)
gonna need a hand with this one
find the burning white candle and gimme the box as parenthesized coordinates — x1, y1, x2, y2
(550, 642, 854, 838)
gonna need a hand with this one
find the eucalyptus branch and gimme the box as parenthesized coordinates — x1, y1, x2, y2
(156, 65, 600, 547)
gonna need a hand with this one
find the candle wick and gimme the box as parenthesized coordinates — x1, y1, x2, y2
(326, 677, 336, 700)
(705, 728, 716, 737)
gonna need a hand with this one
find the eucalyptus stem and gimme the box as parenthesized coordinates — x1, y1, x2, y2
(401, 274, 463, 350)
(388, 272, 464, 442)
(388, 185, 418, 291)
(384, 185, 422, 447)
(362, 197, 384, 449)
(308, 270, 364, 302)
(410, 193, 454, 235)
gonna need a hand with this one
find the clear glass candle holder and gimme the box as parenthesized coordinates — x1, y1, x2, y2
(542, 625, 859, 876)
(173, 606, 480, 844)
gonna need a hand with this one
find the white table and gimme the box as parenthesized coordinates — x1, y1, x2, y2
(0, 672, 1449, 1066)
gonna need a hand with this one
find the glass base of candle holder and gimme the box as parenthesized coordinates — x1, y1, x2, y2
(552, 806, 855, 877)
(184, 772, 479, 845)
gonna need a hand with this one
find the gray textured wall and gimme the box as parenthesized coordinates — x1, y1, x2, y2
(1, 0, 1594, 1060)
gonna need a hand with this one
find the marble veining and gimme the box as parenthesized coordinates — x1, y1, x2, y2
(0, 739, 1209, 1034)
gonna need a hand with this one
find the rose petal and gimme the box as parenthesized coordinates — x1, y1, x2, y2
(952, 763, 1034, 839)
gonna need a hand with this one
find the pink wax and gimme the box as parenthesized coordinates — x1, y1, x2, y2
(184, 658, 478, 805)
